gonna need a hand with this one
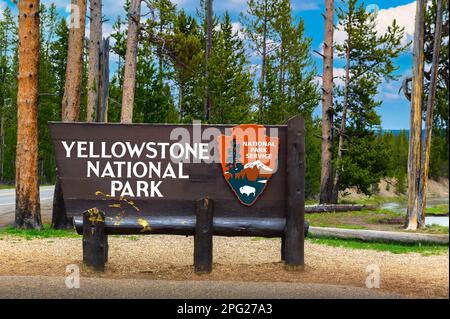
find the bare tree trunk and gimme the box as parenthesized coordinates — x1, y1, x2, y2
(62, 0, 86, 122)
(158, 8, 164, 81)
(320, 0, 335, 204)
(204, 0, 213, 121)
(331, 30, 351, 204)
(406, 0, 426, 230)
(179, 82, 185, 120)
(15, 0, 42, 229)
(86, 0, 102, 122)
(418, 0, 444, 225)
(258, 1, 268, 122)
(97, 37, 110, 123)
(53, 0, 87, 229)
(121, 0, 141, 124)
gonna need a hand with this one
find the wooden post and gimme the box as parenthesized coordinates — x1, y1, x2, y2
(194, 197, 213, 274)
(83, 208, 107, 271)
(284, 116, 305, 270)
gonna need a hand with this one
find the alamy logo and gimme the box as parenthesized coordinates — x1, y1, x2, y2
(218, 124, 279, 206)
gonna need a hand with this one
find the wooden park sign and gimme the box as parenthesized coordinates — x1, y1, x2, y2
(49, 116, 305, 272)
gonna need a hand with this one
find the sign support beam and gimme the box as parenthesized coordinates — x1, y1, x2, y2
(284, 116, 305, 270)
(194, 197, 214, 274)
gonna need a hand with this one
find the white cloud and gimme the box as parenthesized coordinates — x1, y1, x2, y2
(40, 0, 127, 20)
(334, 1, 416, 48)
(374, 2, 415, 45)
(314, 67, 346, 87)
(214, 21, 245, 40)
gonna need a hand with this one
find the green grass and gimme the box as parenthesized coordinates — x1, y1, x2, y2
(0, 224, 80, 240)
(315, 223, 366, 230)
(420, 224, 449, 234)
(339, 195, 407, 205)
(306, 209, 398, 229)
(426, 204, 449, 216)
(307, 236, 449, 256)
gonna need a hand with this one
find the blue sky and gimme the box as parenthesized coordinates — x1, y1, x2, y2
(1, 0, 418, 129)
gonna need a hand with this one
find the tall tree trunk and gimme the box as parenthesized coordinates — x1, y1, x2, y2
(15, 0, 42, 229)
(179, 82, 185, 120)
(53, 0, 87, 229)
(87, 0, 102, 122)
(258, 0, 268, 122)
(158, 8, 164, 82)
(62, 0, 87, 123)
(418, 0, 444, 226)
(97, 37, 109, 123)
(406, 0, 426, 230)
(331, 29, 351, 204)
(319, 0, 334, 204)
(204, 0, 213, 121)
(121, 0, 141, 124)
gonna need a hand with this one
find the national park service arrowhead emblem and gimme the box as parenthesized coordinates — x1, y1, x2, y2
(218, 124, 279, 206)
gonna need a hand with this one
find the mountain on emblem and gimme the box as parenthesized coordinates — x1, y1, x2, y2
(218, 124, 279, 206)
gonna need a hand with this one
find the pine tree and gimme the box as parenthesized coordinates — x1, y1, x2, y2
(208, 12, 253, 124)
(0, 6, 19, 183)
(168, 10, 203, 121)
(331, 0, 409, 202)
(240, 0, 276, 121)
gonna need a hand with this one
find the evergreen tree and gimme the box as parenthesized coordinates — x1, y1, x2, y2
(167, 10, 203, 121)
(331, 0, 409, 200)
(208, 12, 253, 124)
(0, 6, 18, 183)
(240, 0, 277, 121)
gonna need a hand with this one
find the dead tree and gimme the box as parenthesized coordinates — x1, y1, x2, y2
(15, 0, 42, 229)
(87, 0, 102, 122)
(406, 0, 426, 230)
(97, 38, 110, 123)
(319, 0, 335, 204)
(121, 0, 142, 124)
(52, 0, 87, 229)
(204, 0, 213, 121)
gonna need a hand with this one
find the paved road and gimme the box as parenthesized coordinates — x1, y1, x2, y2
(0, 186, 54, 227)
(0, 276, 402, 299)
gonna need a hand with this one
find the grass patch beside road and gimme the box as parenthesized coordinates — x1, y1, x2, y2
(0, 224, 80, 240)
(306, 209, 397, 230)
(339, 195, 406, 206)
(307, 236, 449, 256)
(426, 204, 449, 216)
(306, 209, 449, 234)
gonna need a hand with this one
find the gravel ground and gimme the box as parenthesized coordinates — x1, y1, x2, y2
(0, 235, 447, 298)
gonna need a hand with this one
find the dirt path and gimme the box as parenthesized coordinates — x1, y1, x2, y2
(0, 235, 447, 298)
(0, 276, 401, 299)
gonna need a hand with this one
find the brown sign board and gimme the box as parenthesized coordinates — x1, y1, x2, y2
(49, 122, 288, 219)
(49, 117, 305, 271)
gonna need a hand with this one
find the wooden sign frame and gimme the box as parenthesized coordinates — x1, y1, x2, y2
(49, 116, 305, 272)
